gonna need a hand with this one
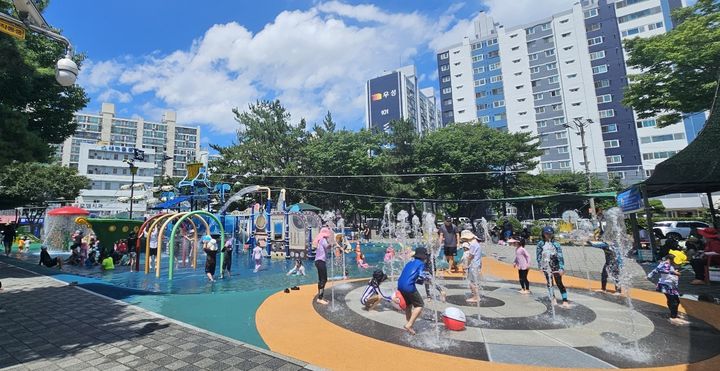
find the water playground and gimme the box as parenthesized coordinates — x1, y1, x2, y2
(3, 172, 720, 370)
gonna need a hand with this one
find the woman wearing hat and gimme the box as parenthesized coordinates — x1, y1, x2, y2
(690, 227, 720, 284)
(460, 230, 483, 303)
(313, 227, 334, 305)
(536, 226, 570, 307)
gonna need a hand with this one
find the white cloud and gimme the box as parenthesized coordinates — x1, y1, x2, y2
(484, 0, 573, 27)
(83, 1, 453, 135)
(97, 88, 132, 103)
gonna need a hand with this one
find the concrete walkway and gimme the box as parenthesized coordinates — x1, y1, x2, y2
(0, 262, 315, 371)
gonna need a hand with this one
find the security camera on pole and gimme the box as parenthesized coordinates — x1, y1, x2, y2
(0, 0, 79, 86)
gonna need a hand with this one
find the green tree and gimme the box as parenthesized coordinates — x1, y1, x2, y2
(211, 100, 309, 190)
(0, 0, 89, 164)
(0, 162, 90, 209)
(623, 0, 720, 127)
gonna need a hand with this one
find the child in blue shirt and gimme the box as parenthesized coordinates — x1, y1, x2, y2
(398, 247, 431, 335)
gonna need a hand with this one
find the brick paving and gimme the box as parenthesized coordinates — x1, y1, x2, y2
(0, 262, 317, 371)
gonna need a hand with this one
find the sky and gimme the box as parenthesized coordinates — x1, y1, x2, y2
(42, 0, 618, 149)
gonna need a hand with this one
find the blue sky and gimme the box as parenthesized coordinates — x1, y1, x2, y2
(42, 1, 614, 149)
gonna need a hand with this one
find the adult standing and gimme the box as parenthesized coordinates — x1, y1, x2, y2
(438, 216, 460, 272)
(690, 228, 720, 284)
(314, 227, 333, 305)
(460, 230, 483, 303)
(536, 226, 570, 308)
(3, 222, 16, 256)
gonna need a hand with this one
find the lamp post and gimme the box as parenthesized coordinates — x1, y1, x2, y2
(563, 118, 597, 221)
(124, 160, 139, 220)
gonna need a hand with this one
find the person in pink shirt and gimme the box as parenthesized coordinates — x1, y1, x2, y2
(512, 237, 531, 294)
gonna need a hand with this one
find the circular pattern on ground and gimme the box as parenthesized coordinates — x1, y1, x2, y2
(314, 279, 720, 369)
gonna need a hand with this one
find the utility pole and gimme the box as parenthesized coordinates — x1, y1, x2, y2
(564, 118, 597, 221)
(128, 163, 138, 220)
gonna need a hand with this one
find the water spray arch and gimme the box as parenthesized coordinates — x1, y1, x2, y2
(167, 211, 225, 280)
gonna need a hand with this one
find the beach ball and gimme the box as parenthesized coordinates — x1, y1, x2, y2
(393, 291, 407, 311)
(442, 307, 466, 331)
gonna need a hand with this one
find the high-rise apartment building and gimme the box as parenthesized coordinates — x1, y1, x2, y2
(437, 0, 705, 184)
(366, 65, 441, 134)
(57, 103, 202, 216)
(58, 103, 201, 178)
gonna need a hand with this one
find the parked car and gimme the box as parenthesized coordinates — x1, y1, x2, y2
(653, 221, 710, 240)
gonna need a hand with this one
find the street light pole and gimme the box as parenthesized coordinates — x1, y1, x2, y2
(565, 118, 597, 221)
(128, 163, 138, 220)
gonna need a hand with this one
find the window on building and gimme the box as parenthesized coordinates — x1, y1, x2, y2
(538, 120, 547, 127)
(510, 33, 518, 38)
(563, 45, 574, 51)
(527, 27, 536, 35)
(622, 26, 645, 37)
(592, 64, 609, 74)
(547, 62, 557, 70)
(602, 124, 618, 133)
(546, 49, 555, 56)
(648, 21, 664, 31)
(571, 102, 581, 106)
(589, 50, 606, 61)
(511, 46, 520, 51)
(594, 79, 611, 89)
(586, 22, 602, 32)
(480, 116, 491, 123)
(534, 93, 543, 100)
(489, 62, 501, 71)
(442, 76, 451, 83)
(616, 0, 651, 9)
(473, 66, 485, 74)
(528, 40, 537, 48)
(599, 109, 615, 118)
(440, 64, 449, 71)
(516, 84, 525, 89)
(559, 161, 571, 169)
(472, 42, 482, 50)
(513, 59, 521, 64)
(543, 36, 553, 43)
(443, 98, 452, 106)
(494, 113, 506, 121)
(606, 155, 623, 164)
(540, 23, 551, 31)
(618, 7, 661, 24)
(548, 76, 559, 84)
(492, 87, 504, 95)
(514, 71, 523, 76)
(535, 107, 546, 114)
(542, 162, 553, 170)
(475, 79, 486, 86)
(552, 103, 563, 111)
(562, 32, 571, 38)
(519, 111, 528, 115)
(597, 94, 613, 104)
(475, 91, 487, 98)
(472, 55, 484, 62)
(560, 18, 569, 24)
(440, 52, 449, 60)
(584, 8, 599, 19)
(442, 87, 452, 94)
(558, 146, 569, 154)
(636, 119, 656, 128)
(567, 73, 577, 78)
(488, 50, 499, 58)
(477, 103, 489, 110)
(531, 66, 541, 74)
(604, 139, 620, 148)
(493, 100, 505, 108)
(529, 53, 539, 61)
(588, 36, 604, 46)
(490, 75, 502, 83)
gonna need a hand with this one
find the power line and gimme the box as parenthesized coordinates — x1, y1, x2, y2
(229, 182, 614, 204)
(211, 169, 531, 179)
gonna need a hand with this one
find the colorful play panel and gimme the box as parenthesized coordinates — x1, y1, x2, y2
(257, 258, 720, 370)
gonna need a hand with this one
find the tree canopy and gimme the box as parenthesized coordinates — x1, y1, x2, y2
(211, 100, 603, 219)
(0, 162, 90, 209)
(623, 0, 720, 127)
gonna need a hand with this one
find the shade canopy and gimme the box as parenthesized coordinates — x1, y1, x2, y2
(640, 97, 720, 197)
(288, 202, 322, 212)
(47, 206, 89, 216)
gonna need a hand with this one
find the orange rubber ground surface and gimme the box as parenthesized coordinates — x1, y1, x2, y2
(256, 258, 720, 371)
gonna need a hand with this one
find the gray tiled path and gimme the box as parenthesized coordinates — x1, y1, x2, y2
(0, 262, 316, 371)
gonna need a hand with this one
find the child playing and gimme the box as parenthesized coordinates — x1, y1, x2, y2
(384, 246, 395, 262)
(360, 270, 392, 311)
(287, 259, 306, 276)
(355, 245, 370, 269)
(222, 237, 233, 277)
(204, 235, 219, 282)
(397, 247, 431, 335)
(423, 251, 446, 302)
(648, 254, 688, 325)
(511, 238, 531, 294)
(253, 239, 264, 273)
(537, 227, 570, 308)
